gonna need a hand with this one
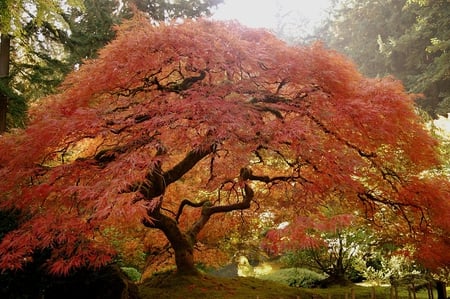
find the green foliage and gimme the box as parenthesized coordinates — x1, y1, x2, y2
(0, 0, 84, 37)
(322, 0, 450, 116)
(0, 0, 84, 131)
(121, 267, 142, 282)
(0, 79, 27, 128)
(133, 0, 222, 20)
(352, 248, 422, 285)
(258, 267, 326, 288)
(274, 224, 372, 282)
(1, 0, 223, 129)
(63, 0, 122, 66)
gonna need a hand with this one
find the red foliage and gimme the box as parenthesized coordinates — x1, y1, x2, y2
(262, 213, 354, 255)
(0, 16, 448, 274)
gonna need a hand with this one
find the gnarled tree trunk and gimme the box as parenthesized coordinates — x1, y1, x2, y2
(141, 167, 256, 276)
(147, 212, 199, 275)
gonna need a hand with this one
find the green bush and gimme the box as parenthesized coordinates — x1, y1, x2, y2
(121, 267, 142, 282)
(257, 268, 326, 288)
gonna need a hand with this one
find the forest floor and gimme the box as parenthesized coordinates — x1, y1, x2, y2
(137, 272, 436, 299)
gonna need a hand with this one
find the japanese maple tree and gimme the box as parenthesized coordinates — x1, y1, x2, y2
(0, 16, 448, 276)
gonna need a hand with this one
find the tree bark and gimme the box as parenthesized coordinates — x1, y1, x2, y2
(436, 280, 447, 299)
(0, 34, 11, 133)
(0, 84, 7, 133)
(144, 211, 198, 275)
(142, 169, 255, 276)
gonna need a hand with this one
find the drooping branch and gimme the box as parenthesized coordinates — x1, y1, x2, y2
(305, 111, 376, 159)
(357, 191, 425, 232)
(303, 110, 411, 195)
(254, 145, 296, 168)
(249, 95, 287, 119)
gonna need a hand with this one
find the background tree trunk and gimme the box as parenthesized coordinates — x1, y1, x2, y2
(436, 280, 447, 299)
(0, 34, 11, 133)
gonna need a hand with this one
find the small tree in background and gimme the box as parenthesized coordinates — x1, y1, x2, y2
(264, 211, 365, 285)
(0, 16, 448, 278)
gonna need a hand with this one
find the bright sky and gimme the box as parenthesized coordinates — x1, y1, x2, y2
(211, 0, 332, 32)
(434, 114, 450, 138)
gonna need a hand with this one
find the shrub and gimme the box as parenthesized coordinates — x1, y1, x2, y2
(121, 267, 142, 282)
(257, 268, 326, 288)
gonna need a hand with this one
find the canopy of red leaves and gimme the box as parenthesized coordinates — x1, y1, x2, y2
(0, 16, 448, 275)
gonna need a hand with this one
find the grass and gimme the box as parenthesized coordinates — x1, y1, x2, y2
(309, 285, 435, 299)
(137, 272, 438, 299)
(138, 271, 320, 299)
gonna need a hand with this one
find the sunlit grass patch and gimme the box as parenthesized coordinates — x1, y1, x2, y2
(138, 271, 318, 299)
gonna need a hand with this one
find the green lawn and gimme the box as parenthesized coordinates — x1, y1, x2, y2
(309, 285, 435, 299)
(137, 272, 438, 299)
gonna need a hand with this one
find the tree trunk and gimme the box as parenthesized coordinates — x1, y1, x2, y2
(436, 280, 447, 299)
(0, 34, 11, 133)
(0, 84, 7, 133)
(146, 212, 199, 275)
(140, 171, 255, 276)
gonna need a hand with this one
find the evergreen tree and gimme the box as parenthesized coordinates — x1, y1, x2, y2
(0, 0, 85, 132)
(0, 0, 223, 132)
(322, 0, 450, 117)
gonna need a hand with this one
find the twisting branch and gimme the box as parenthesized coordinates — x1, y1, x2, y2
(186, 183, 255, 242)
(182, 168, 257, 242)
(112, 68, 163, 97)
(125, 143, 216, 199)
(242, 167, 297, 184)
(176, 199, 210, 223)
(254, 145, 296, 168)
(164, 70, 206, 93)
(357, 191, 426, 232)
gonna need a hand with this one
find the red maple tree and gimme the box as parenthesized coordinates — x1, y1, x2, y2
(0, 16, 448, 276)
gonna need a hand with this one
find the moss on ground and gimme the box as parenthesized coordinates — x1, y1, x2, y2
(138, 271, 320, 299)
(137, 271, 439, 299)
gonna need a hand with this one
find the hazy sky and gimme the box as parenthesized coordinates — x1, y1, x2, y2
(211, 0, 332, 32)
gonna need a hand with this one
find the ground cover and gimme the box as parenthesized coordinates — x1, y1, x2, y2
(137, 272, 439, 299)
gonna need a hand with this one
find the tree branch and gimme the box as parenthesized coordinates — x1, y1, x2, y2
(186, 183, 255, 242)
(125, 144, 216, 199)
(305, 111, 376, 159)
(163, 144, 216, 186)
(176, 199, 210, 223)
(164, 70, 206, 93)
(241, 166, 298, 184)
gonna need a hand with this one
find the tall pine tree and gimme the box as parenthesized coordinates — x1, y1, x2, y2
(322, 0, 450, 117)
